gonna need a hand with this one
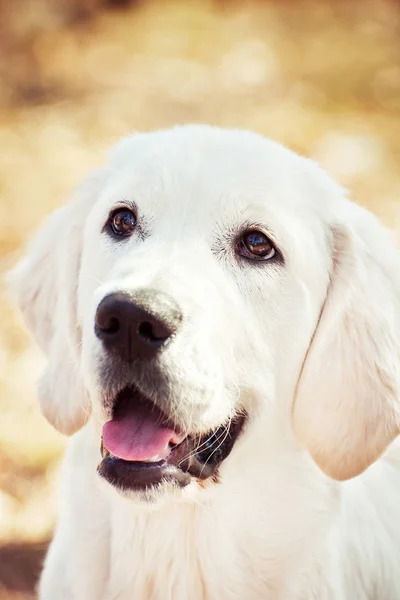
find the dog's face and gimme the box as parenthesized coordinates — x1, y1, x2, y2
(77, 129, 331, 496)
(14, 126, 400, 501)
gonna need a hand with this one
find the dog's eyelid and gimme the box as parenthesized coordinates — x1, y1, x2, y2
(109, 199, 138, 215)
(237, 220, 278, 243)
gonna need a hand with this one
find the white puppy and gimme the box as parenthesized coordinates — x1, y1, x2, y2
(13, 125, 400, 599)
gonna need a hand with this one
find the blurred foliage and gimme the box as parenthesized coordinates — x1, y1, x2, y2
(0, 0, 400, 597)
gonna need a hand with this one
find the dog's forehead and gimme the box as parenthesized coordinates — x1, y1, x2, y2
(106, 127, 322, 212)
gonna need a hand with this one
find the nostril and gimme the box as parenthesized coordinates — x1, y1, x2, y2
(96, 312, 120, 336)
(138, 321, 165, 342)
(103, 317, 120, 335)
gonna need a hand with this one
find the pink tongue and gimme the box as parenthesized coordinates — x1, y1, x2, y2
(102, 401, 184, 462)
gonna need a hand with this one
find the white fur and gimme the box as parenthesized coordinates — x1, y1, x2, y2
(12, 125, 400, 599)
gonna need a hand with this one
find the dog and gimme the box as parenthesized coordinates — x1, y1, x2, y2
(12, 125, 400, 599)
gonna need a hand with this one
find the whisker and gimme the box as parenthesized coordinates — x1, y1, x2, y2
(176, 419, 233, 468)
(198, 416, 233, 479)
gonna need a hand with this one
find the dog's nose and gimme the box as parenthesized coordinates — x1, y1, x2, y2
(95, 291, 182, 362)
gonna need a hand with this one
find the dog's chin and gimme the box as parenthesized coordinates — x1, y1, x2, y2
(97, 386, 246, 500)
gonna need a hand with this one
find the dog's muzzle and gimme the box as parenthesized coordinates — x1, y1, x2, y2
(94, 289, 246, 493)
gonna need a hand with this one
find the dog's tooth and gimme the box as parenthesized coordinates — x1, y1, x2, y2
(141, 454, 163, 463)
(139, 445, 170, 463)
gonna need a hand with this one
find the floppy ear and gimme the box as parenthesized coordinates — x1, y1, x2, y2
(12, 171, 104, 435)
(293, 202, 400, 480)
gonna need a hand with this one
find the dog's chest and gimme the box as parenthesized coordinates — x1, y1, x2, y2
(103, 504, 268, 600)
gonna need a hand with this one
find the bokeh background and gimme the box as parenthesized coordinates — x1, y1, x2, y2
(1, 0, 400, 597)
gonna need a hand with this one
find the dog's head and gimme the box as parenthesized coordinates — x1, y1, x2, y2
(13, 126, 400, 500)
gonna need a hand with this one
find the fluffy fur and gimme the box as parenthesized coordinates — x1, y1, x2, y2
(13, 125, 400, 599)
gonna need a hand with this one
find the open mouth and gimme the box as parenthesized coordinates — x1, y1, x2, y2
(98, 387, 246, 492)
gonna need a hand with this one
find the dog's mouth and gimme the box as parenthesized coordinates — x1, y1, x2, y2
(98, 387, 246, 492)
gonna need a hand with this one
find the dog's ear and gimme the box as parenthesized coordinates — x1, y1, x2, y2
(293, 202, 400, 480)
(11, 171, 104, 435)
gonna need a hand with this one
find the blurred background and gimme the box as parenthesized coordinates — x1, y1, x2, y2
(0, 0, 400, 597)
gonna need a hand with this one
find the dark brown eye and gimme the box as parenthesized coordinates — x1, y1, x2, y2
(109, 208, 136, 237)
(239, 230, 276, 260)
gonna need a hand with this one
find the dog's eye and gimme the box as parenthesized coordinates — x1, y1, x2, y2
(239, 230, 276, 260)
(108, 208, 137, 237)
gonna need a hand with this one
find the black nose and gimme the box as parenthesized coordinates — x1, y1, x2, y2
(95, 290, 182, 362)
